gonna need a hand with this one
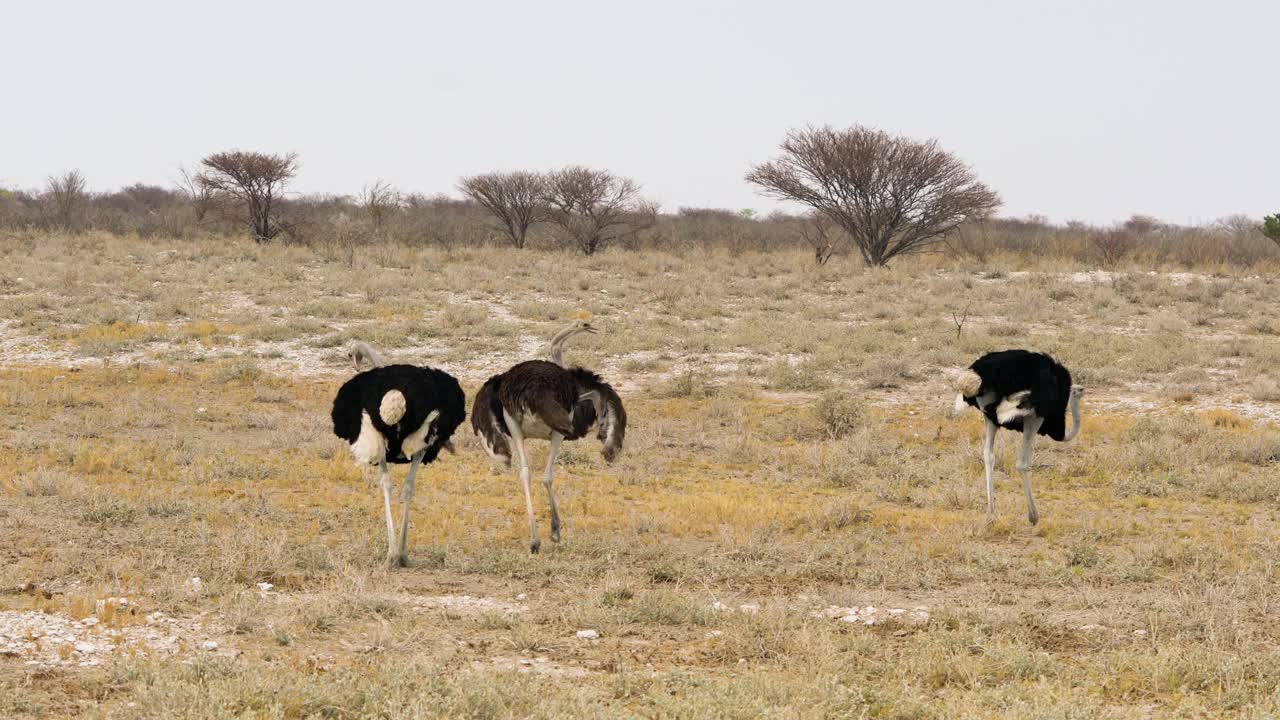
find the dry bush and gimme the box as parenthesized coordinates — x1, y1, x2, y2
(1092, 228, 1135, 265)
(45, 170, 87, 231)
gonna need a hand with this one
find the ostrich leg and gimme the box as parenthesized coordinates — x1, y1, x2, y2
(1019, 416, 1044, 525)
(544, 432, 564, 543)
(983, 418, 998, 522)
(378, 459, 398, 564)
(503, 409, 540, 553)
(393, 450, 425, 567)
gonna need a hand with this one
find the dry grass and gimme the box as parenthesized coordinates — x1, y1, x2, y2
(1, 232, 1280, 718)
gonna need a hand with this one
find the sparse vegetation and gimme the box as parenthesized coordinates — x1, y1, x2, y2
(1, 234, 1280, 717)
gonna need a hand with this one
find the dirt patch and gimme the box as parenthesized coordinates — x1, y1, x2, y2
(0, 608, 232, 669)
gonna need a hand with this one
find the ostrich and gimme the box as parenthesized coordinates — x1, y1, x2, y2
(948, 349, 1084, 525)
(472, 322, 625, 553)
(331, 341, 465, 566)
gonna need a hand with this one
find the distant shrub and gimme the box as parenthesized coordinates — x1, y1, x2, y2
(812, 391, 863, 439)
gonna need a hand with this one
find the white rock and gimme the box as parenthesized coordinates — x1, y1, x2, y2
(74, 642, 96, 654)
(1133, 630, 1148, 637)
(80, 617, 99, 627)
(188, 577, 203, 591)
(202, 640, 219, 651)
(257, 582, 274, 592)
(515, 593, 527, 601)
(706, 630, 724, 638)
(738, 603, 760, 614)
(575, 629, 600, 640)
(1079, 624, 1106, 632)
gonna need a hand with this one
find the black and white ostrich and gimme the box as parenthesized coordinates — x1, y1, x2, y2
(471, 322, 626, 553)
(948, 349, 1084, 525)
(331, 341, 466, 566)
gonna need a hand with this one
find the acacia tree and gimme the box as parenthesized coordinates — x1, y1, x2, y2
(197, 151, 297, 242)
(542, 166, 657, 255)
(458, 171, 545, 248)
(746, 126, 1000, 266)
(46, 170, 87, 231)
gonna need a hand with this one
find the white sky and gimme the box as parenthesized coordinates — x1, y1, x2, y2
(3, 0, 1276, 225)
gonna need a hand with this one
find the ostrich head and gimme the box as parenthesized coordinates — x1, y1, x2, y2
(566, 319, 597, 336)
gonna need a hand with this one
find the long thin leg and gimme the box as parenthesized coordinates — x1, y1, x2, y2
(503, 409, 539, 554)
(544, 432, 563, 543)
(1019, 416, 1044, 525)
(983, 418, 998, 522)
(378, 459, 397, 564)
(393, 450, 424, 567)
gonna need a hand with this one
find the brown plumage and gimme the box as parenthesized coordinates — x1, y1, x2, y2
(471, 323, 626, 554)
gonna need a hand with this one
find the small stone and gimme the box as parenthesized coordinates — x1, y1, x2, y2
(196, 407, 206, 414)
(518, 658, 532, 666)
(575, 629, 600, 640)
(188, 577, 203, 591)
(80, 617, 99, 627)
(74, 642, 96, 654)
(738, 603, 760, 614)
(1133, 630, 1148, 637)
(202, 640, 219, 651)
(257, 582, 274, 592)
(706, 630, 724, 638)
(1079, 624, 1106, 632)
(515, 593, 527, 601)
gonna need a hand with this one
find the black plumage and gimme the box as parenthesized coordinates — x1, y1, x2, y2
(961, 349, 1074, 440)
(951, 348, 1084, 525)
(332, 364, 465, 464)
(330, 348, 466, 566)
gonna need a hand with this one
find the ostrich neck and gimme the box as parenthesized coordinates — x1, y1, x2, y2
(354, 341, 386, 369)
(1063, 395, 1082, 441)
(548, 326, 580, 367)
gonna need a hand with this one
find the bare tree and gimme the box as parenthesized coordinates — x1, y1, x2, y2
(46, 170, 87, 231)
(359, 180, 401, 237)
(176, 164, 215, 223)
(196, 151, 298, 242)
(799, 212, 843, 265)
(458, 171, 546, 249)
(746, 126, 1001, 266)
(542, 166, 657, 255)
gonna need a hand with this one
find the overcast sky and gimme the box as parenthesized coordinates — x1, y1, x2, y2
(3, 0, 1276, 224)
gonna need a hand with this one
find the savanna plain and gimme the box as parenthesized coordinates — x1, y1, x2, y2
(2, 233, 1280, 719)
